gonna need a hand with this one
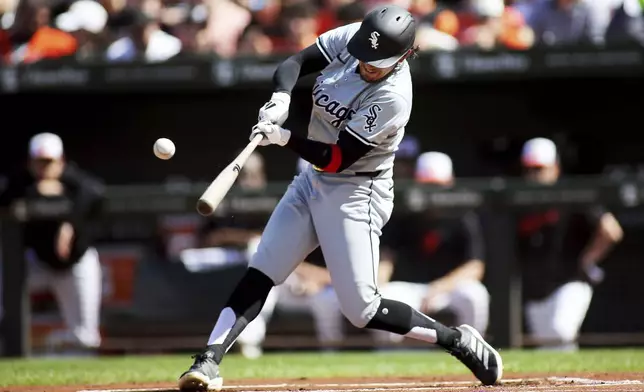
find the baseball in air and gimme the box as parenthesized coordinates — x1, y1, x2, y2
(153, 138, 175, 160)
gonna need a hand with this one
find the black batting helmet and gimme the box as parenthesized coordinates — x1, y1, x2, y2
(347, 5, 416, 68)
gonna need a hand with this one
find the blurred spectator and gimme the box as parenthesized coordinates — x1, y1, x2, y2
(238, 24, 273, 56)
(414, 0, 460, 51)
(273, 1, 319, 54)
(522, 0, 595, 46)
(459, 0, 534, 49)
(0, 133, 104, 353)
(6, 0, 643, 64)
(199, 0, 251, 58)
(335, 1, 366, 25)
(375, 152, 489, 344)
(518, 137, 623, 350)
(106, 7, 181, 62)
(0, 0, 17, 60)
(583, 0, 623, 44)
(605, 0, 644, 45)
(8, 0, 78, 63)
(316, 0, 353, 35)
(55, 0, 108, 60)
(414, 0, 459, 36)
(100, 0, 127, 15)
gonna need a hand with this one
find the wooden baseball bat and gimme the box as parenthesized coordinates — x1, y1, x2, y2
(196, 133, 264, 216)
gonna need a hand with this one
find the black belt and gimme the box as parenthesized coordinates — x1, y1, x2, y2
(354, 170, 382, 177)
(313, 166, 382, 177)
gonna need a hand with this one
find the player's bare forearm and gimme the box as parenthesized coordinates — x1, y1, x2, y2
(430, 259, 485, 292)
(295, 261, 332, 286)
(378, 259, 394, 286)
(580, 213, 623, 266)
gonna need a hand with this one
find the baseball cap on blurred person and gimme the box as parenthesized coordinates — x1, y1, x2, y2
(29, 132, 64, 160)
(395, 135, 420, 159)
(56, 0, 108, 34)
(521, 137, 557, 168)
(415, 151, 453, 184)
(469, 0, 504, 18)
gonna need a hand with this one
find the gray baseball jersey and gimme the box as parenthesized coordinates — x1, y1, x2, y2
(310, 22, 413, 176)
(249, 22, 413, 329)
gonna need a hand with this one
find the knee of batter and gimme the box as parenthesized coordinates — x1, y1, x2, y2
(335, 284, 382, 328)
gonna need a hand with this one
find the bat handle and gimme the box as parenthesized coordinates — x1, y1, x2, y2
(195, 134, 266, 216)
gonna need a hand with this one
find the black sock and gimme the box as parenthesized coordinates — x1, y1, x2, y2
(365, 298, 460, 348)
(207, 267, 274, 364)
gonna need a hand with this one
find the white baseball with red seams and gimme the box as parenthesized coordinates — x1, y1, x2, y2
(153, 138, 176, 160)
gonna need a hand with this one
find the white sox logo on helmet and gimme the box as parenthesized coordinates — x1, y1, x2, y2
(369, 31, 380, 49)
(363, 104, 382, 133)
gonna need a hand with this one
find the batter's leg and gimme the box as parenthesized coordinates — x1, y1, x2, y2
(50, 247, 103, 349)
(236, 286, 279, 359)
(312, 175, 502, 386)
(372, 281, 426, 344)
(237, 234, 278, 359)
(180, 173, 319, 392)
(311, 176, 455, 342)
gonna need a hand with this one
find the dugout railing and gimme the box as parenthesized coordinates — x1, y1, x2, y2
(2, 175, 643, 357)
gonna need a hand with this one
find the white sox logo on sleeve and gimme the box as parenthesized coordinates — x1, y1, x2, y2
(363, 104, 382, 133)
(369, 31, 380, 49)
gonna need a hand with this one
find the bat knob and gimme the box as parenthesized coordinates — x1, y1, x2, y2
(196, 199, 214, 216)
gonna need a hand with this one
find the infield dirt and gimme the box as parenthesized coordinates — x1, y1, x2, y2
(4, 372, 644, 392)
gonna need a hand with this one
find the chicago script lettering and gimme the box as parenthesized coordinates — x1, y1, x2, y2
(312, 84, 356, 128)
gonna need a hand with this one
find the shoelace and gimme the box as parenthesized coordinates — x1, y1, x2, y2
(191, 349, 213, 364)
(447, 337, 481, 368)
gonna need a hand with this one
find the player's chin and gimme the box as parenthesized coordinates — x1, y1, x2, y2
(360, 72, 385, 83)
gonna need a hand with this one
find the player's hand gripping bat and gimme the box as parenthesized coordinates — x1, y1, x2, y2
(196, 133, 264, 216)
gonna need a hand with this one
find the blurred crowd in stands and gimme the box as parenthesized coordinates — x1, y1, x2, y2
(0, 0, 643, 64)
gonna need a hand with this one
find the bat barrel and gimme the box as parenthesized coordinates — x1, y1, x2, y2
(196, 133, 265, 216)
(196, 199, 215, 216)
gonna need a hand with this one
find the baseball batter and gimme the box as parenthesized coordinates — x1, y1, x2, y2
(179, 6, 502, 391)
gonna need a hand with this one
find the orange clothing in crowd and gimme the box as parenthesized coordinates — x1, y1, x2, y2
(432, 9, 460, 37)
(457, 6, 530, 49)
(0, 30, 10, 62)
(316, 8, 337, 35)
(499, 7, 531, 50)
(23, 26, 77, 63)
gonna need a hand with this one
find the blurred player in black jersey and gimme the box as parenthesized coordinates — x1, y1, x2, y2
(0, 133, 104, 352)
(375, 152, 489, 344)
(518, 138, 623, 350)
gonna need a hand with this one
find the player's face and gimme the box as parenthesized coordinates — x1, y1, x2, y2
(358, 62, 396, 82)
(523, 164, 559, 184)
(29, 157, 64, 180)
